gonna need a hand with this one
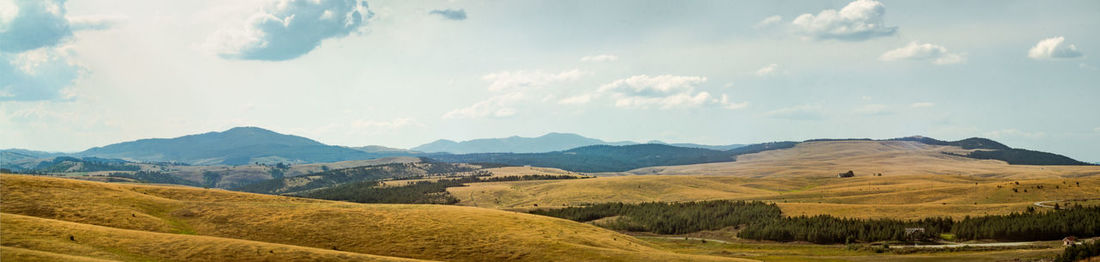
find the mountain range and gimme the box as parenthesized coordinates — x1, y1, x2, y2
(2, 127, 1091, 169)
(412, 132, 744, 153)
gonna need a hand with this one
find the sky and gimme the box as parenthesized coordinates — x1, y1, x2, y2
(1, 0, 1098, 162)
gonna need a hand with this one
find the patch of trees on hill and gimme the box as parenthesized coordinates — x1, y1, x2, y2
(726, 141, 799, 156)
(1057, 240, 1100, 262)
(31, 157, 141, 173)
(952, 205, 1100, 240)
(299, 175, 585, 204)
(738, 215, 953, 244)
(234, 161, 475, 194)
(945, 149, 1091, 166)
(108, 171, 201, 187)
(890, 137, 1010, 150)
(530, 200, 782, 234)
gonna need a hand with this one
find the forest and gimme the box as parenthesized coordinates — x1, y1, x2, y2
(530, 200, 782, 234)
(951, 205, 1100, 240)
(530, 200, 1099, 244)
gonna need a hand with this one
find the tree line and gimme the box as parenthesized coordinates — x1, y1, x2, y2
(528, 200, 1099, 244)
(951, 205, 1099, 241)
(530, 200, 782, 234)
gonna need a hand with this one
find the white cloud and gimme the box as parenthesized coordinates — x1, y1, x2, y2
(579, 54, 618, 63)
(791, 0, 897, 41)
(984, 128, 1046, 139)
(755, 63, 779, 76)
(0, 0, 70, 53)
(765, 104, 824, 120)
(1, 45, 84, 101)
(67, 14, 127, 31)
(880, 42, 965, 65)
(720, 94, 748, 110)
(442, 92, 524, 119)
(482, 69, 584, 91)
(1028, 36, 1084, 60)
(754, 15, 782, 29)
(853, 104, 891, 115)
(205, 0, 373, 61)
(910, 102, 935, 108)
(598, 75, 714, 109)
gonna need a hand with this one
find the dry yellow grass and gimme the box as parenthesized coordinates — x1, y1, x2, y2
(0, 174, 748, 262)
(1, 214, 419, 261)
(453, 174, 1100, 218)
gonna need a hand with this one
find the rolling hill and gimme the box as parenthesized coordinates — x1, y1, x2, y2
(428, 144, 739, 172)
(75, 127, 387, 165)
(0, 174, 743, 261)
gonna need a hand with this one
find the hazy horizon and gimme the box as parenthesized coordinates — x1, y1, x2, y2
(2, 0, 1098, 162)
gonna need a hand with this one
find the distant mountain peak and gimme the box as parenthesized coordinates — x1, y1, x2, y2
(74, 126, 372, 165)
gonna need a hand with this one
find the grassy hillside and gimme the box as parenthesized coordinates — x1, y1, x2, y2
(451, 174, 1100, 219)
(632, 140, 1100, 178)
(0, 174, 744, 261)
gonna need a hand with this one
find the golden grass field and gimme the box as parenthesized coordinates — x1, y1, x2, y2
(450, 141, 1100, 219)
(0, 174, 748, 262)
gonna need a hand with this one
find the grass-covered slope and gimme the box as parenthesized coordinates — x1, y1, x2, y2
(0, 175, 743, 261)
(428, 144, 737, 172)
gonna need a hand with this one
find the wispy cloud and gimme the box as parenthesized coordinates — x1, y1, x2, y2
(483, 69, 585, 91)
(754, 15, 782, 29)
(755, 64, 780, 76)
(429, 9, 466, 20)
(580, 54, 618, 63)
(880, 42, 965, 65)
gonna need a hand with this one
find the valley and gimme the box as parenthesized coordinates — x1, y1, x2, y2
(2, 129, 1098, 261)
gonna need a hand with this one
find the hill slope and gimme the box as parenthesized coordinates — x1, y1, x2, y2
(632, 140, 1100, 178)
(0, 175, 742, 261)
(76, 127, 381, 165)
(428, 144, 738, 172)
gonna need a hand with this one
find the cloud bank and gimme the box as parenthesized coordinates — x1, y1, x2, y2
(206, 0, 373, 61)
(791, 0, 897, 41)
(598, 75, 714, 109)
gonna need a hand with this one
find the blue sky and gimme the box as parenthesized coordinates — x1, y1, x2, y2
(1, 0, 1098, 162)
